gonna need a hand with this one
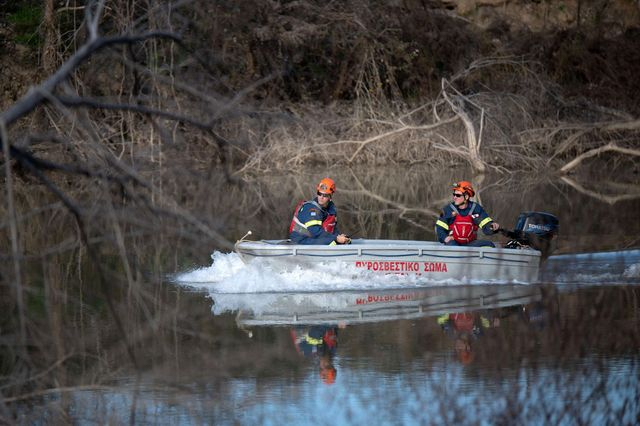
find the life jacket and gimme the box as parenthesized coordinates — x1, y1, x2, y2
(322, 215, 337, 234)
(288, 200, 336, 236)
(450, 202, 478, 244)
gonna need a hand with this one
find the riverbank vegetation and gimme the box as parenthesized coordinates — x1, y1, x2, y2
(2, 1, 640, 175)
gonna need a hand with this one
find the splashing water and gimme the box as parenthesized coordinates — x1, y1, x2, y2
(173, 251, 471, 294)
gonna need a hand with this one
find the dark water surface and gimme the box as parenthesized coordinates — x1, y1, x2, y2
(27, 280, 640, 425)
(7, 169, 640, 424)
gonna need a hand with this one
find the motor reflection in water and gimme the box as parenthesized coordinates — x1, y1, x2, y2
(212, 283, 556, 382)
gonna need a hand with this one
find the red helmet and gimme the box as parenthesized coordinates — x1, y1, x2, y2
(452, 181, 475, 197)
(317, 178, 336, 195)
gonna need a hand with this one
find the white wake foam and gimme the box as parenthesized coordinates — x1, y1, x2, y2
(623, 263, 640, 278)
(173, 251, 472, 294)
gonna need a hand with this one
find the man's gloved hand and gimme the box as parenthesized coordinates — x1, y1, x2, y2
(336, 234, 351, 244)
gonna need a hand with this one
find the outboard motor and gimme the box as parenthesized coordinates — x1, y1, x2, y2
(502, 212, 559, 259)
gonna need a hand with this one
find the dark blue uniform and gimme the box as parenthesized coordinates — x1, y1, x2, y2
(290, 198, 340, 245)
(435, 202, 497, 247)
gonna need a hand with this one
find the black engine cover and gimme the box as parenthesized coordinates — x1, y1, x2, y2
(504, 212, 559, 258)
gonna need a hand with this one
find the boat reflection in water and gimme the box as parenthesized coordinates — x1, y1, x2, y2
(213, 284, 545, 327)
(211, 284, 550, 378)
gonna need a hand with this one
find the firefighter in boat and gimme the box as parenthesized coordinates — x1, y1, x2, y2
(435, 181, 500, 248)
(289, 178, 351, 245)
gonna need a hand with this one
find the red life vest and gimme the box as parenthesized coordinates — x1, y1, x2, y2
(289, 200, 336, 235)
(450, 203, 478, 244)
(322, 215, 337, 234)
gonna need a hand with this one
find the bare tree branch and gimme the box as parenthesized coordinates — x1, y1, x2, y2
(56, 96, 219, 131)
(560, 142, 640, 173)
(441, 78, 487, 173)
(344, 116, 459, 163)
(0, 31, 182, 129)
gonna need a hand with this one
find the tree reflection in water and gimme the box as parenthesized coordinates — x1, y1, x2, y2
(2, 168, 640, 424)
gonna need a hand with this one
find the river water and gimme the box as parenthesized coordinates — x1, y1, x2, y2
(8, 168, 640, 424)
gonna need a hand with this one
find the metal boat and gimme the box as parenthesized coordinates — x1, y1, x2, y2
(235, 238, 542, 282)
(234, 212, 559, 284)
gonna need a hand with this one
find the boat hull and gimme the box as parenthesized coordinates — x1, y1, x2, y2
(235, 239, 541, 283)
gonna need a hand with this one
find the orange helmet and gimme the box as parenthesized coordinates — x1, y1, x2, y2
(452, 181, 475, 198)
(317, 178, 336, 194)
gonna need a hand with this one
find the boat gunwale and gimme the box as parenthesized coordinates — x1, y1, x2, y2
(235, 239, 542, 259)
